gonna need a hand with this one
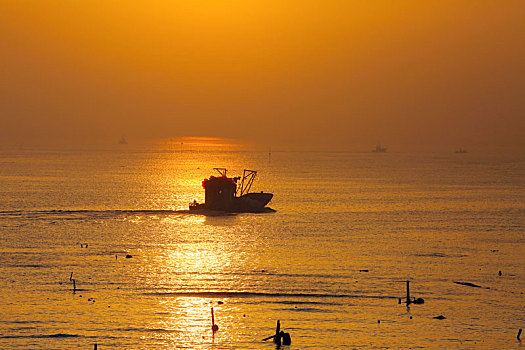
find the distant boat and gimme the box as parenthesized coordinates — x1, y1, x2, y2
(372, 144, 387, 153)
(455, 149, 467, 154)
(119, 136, 128, 145)
(190, 168, 273, 213)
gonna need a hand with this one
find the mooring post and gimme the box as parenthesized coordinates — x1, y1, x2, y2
(274, 320, 281, 345)
(211, 307, 218, 332)
(72, 279, 76, 293)
(94, 344, 97, 350)
(70, 272, 73, 281)
(262, 320, 289, 343)
(406, 280, 410, 304)
(518, 328, 522, 341)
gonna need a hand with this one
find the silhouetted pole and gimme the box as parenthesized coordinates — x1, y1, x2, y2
(262, 319, 291, 344)
(518, 328, 522, 341)
(211, 307, 219, 332)
(406, 280, 410, 304)
(274, 320, 281, 345)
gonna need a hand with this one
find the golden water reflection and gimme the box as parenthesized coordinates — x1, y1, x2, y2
(142, 136, 260, 210)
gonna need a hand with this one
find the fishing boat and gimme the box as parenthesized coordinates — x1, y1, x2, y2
(189, 168, 273, 213)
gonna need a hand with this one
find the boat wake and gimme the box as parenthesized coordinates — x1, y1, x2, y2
(0, 208, 275, 220)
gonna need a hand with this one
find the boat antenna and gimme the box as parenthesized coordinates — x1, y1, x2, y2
(213, 168, 227, 177)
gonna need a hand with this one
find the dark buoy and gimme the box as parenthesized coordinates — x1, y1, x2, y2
(433, 315, 446, 320)
(125, 254, 132, 259)
(281, 331, 291, 345)
(498, 270, 502, 276)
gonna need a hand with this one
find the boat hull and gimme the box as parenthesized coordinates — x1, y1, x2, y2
(235, 192, 273, 212)
(189, 192, 273, 213)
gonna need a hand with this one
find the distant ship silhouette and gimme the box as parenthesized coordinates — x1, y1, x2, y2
(372, 144, 387, 153)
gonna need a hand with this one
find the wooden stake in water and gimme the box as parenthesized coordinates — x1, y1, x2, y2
(211, 307, 219, 332)
(406, 280, 410, 304)
(262, 320, 283, 342)
(274, 320, 281, 344)
(72, 279, 76, 293)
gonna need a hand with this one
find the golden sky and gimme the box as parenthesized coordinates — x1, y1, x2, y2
(1, 1, 524, 151)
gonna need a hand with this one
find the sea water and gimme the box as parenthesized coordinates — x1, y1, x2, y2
(0, 147, 523, 349)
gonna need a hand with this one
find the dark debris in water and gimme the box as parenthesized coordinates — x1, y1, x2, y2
(414, 252, 468, 258)
(453, 281, 489, 289)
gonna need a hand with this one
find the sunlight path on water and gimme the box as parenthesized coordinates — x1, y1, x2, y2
(0, 145, 523, 348)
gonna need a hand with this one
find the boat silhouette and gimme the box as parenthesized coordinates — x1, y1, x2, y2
(190, 168, 273, 213)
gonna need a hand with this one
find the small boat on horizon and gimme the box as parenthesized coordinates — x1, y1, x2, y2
(372, 144, 387, 153)
(455, 148, 467, 154)
(190, 168, 273, 213)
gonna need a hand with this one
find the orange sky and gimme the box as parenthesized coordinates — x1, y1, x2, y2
(1, 1, 524, 152)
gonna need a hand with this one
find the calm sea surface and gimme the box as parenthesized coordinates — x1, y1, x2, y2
(0, 147, 523, 349)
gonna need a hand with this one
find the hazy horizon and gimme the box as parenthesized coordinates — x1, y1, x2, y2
(1, 1, 524, 153)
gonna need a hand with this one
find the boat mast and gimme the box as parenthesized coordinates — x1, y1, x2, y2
(239, 170, 257, 196)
